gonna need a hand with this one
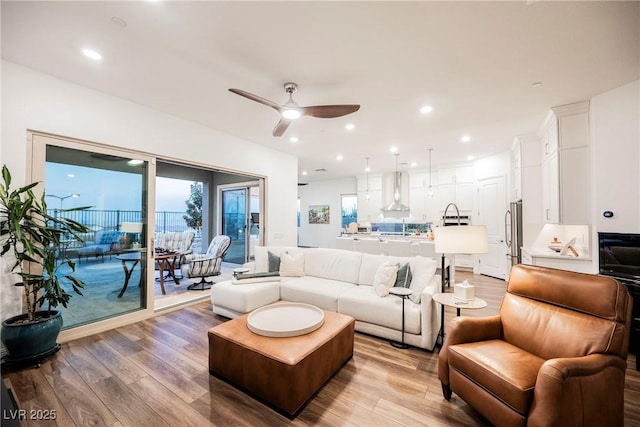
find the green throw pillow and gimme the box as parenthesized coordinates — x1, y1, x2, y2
(394, 262, 412, 288)
(268, 251, 281, 272)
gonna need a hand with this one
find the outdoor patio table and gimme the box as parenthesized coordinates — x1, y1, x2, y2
(155, 251, 180, 295)
(116, 252, 141, 298)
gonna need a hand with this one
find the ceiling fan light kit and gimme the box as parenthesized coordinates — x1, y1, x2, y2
(229, 82, 360, 137)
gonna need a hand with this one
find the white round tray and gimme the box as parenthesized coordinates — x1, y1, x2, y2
(247, 302, 325, 337)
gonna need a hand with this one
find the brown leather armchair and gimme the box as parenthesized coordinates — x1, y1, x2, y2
(438, 264, 633, 427)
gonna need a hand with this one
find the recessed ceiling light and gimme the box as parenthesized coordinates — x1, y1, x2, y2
(467, 155, 475, 161)
(336, 155, 344, 161)
(289, 136, 299, 143)
(461, 135, 471, 143)
(389, 146, 398, 153)
(420, 105, 434, 114)
(410, 161, 417, 167)
(82, 48, 102, 61)
(345, 123, 355, 131)
(302, 170, 308, 176)
(531, 81, 543, 88)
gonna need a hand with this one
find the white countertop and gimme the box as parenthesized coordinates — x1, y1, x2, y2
(522, 246, 592, 261)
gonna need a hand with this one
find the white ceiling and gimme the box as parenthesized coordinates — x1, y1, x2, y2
(2, 1, 639, 181)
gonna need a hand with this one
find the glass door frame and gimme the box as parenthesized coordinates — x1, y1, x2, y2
(28, 131, 157, 343)
(217, 180, 263, 264)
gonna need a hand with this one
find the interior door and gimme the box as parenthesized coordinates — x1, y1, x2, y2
(477, 175, 507, 280)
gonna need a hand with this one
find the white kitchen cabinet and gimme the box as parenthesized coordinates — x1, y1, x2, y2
(537, 100, 590, 225)
(408, 170, 439, 222)
(553, 101, 591, 225)
(357, 190, 383, 223)
(438, 166, 474, 215)
(540, 112, 558, 162)
(539, 112, 560, 223)
(357, 174, 383, 223)
(541, 151, 560, 223)
(511, 134, 540, 202)
(409, 186, 439, 221)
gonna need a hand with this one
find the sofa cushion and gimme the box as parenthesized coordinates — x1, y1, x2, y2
(407, 256, 438, 303)
(373, 262, 399, 297)
(448, 339, 544, 415)
(338, 285, 421, 334)
(394, 262, 412, 288)
(357, 253, 416, 286)
(279, 252, 305, 277)
(211, 280, 281, 313)
(280, 276, 356, 312)
(254, 246, 302, 273)
(268, 251, 281, 272)
(304, 248, 362, 284)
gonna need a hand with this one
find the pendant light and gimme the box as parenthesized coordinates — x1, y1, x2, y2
(365, 157, 371, 200)
(427, 148, 434, 198)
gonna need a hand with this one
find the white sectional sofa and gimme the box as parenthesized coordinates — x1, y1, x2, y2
(211, 246, 442, 351)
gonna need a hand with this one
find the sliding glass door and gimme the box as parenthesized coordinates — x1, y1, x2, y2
(220, 183, 261, 264)
(31, 133, 155, 332)
(221, 188, 247, 264)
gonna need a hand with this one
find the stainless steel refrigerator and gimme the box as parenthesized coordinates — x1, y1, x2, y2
(505, 200, 523, 267)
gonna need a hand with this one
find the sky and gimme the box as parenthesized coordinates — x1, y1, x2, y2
(46, 162, 194, 213)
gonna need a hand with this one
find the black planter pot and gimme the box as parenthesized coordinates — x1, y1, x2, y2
(1, 310, 63, 365)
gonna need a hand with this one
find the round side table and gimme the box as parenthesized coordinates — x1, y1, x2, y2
(389, 287, 413, 349)
(432, 292, 487, 347)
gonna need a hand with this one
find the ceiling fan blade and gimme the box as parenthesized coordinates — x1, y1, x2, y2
(229, 88, 282, 112)
(301, 104, 360, 119)
(272, 118, 293, 137)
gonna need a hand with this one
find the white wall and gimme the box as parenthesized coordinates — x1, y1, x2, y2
(1, 61, 299, 320)
(297, 177, 357, 248)
(591, 79, 640, 234)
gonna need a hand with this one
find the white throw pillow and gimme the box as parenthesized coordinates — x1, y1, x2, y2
(407, 256, 438, 303)
(279, 252, 305, 277)
(373, 261, 399, 297)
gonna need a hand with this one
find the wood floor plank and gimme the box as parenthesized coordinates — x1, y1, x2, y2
(127, 348, 209, 403)
(19, 388, 76, 427)
(81, 338, 148, 385)
(89, 376, 172, 427)
(127, 376, 215, 427)
(39, 363, 117, 427)
(95, 328, 146, 356)
(58, 340, 113, 385)
(2, 270, 639, 426)
(189, 373, 303, 426)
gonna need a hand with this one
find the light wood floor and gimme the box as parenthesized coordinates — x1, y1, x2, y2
(3, 271, 640, 426)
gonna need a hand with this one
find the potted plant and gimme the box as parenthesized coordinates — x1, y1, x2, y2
(0, 165, 89, 365)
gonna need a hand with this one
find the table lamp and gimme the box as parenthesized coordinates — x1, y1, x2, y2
(434, 225, 489, 293)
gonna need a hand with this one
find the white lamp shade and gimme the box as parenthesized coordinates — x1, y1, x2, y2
(120, 222, 143, 233)
(434, 225, 489, 254)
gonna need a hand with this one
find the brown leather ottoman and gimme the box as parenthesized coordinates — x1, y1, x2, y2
(208, 309, 355, 417)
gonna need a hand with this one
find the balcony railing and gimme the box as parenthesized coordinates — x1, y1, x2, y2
(48, 209, 193, 234)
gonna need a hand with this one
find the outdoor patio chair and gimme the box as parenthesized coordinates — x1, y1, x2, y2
(181, 235, 231, 291)
(77, 230, 123, 262)
(155, 231, 195, 278)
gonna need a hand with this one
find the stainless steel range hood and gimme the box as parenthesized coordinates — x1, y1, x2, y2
(381, 170, 410, 213)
